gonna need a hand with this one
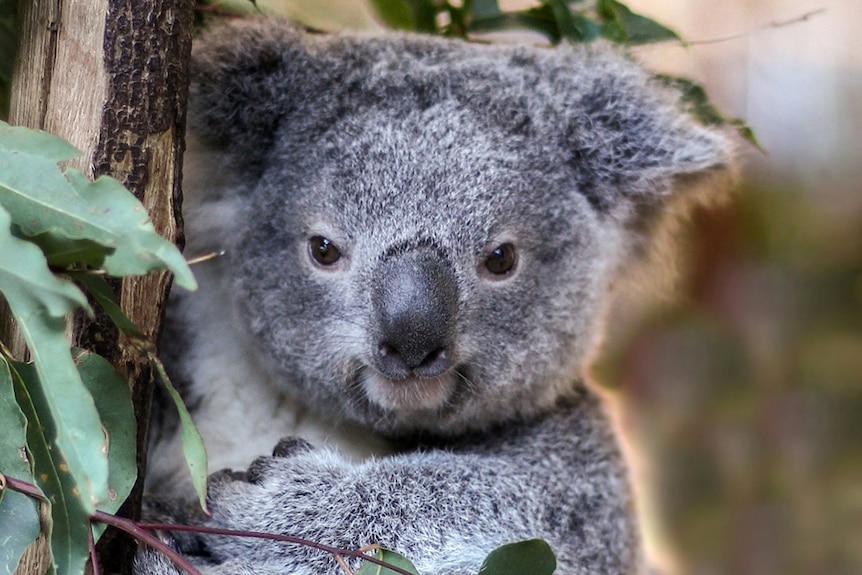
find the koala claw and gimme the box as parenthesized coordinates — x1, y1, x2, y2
(272, 436, 315, 457)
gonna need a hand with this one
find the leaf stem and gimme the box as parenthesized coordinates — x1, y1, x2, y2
(2, 473, 45, 499)
(88, 524, 101, 575)
(136, 522, 417, 575)
(92, 511, 204, 575)
(686, 8, 827, 46)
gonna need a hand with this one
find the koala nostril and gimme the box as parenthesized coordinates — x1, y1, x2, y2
(377, 342, 409, 379)
(377, 342, 450, 379)
(415, 347, 448, 378)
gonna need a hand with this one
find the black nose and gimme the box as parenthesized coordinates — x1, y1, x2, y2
(372, 248, 458, 380)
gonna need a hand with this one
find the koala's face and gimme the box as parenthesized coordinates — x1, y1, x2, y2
(230, 106, 617, 435)
(192, 22, 730, 435)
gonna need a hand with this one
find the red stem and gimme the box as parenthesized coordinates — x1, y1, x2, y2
(2, 474, 45, 499)
(4, 475, 414, 575)
(88, 525, 101, 575)
(92, 511, 204, 575)
(137, 522, 416, 575)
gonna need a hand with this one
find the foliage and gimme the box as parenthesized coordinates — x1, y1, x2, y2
(0, 121, 200, 575)
(366, 0, 757, 148)
(0, 359, 39, 575)
(356, 547, 419, 575)
(478, 539, 556, 575)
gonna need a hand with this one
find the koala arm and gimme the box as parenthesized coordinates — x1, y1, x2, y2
(135, 398, 641, 575)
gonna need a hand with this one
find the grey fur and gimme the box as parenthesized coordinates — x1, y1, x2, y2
(138, 18, 732, 575)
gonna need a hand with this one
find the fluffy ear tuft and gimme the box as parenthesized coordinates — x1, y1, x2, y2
(189, 20, 312, 170)
(562, 60, 735, 214)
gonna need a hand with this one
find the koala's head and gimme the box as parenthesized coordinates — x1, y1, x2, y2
(189, 20, 733, 436)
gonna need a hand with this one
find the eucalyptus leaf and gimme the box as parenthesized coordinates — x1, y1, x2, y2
(152, 356, 209, 512)
(404, 0, 439, 33)
(657, 74, 764, 151)
(0, 205, 90, 317)
(0, 358, 40, 575)
(70, 273, 145, 340)
(469, 10, 560, 43)
(356, 548, 419, 575)
(0, 121, 197, 290)
(10, 361, 93, 575)
(74, 350, 137, 542)
(596, 0, 680, 45)
(0, 205, 109, 510)
(569, 14, 600, 42)
(26, 231, 113, 269)
(0, 489, 40, 575)
(478, 539, 556, 575)
(468, 0, 500, 21)
(368, 0, 415, 31)
(0, 358, 35, 483)
(541, 0, 580, 42)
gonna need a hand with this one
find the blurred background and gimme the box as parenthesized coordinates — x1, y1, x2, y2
(592, 2, 862, 575)
(201, 1, 861, 573)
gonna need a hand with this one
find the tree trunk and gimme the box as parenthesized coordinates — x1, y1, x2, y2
(6, 1, 193, 573)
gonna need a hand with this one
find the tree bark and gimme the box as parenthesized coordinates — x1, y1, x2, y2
(6, 1, 193, 573)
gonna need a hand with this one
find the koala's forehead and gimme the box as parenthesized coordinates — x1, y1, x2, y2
(263, 105, 578, 249)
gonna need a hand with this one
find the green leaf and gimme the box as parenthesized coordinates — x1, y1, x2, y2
(404, 0, 441, 33)
(25, 231, 114, 269)
(152, 356, 209, 512)
(569, 13, 601, 42)
(0, 204, 110, 506)
(70, 273, 145, 340)
(596, 0, 680, 45)
(656, 75, 764, 152)
(0, 206, 90, 318)
(478, 539, 557, 575)
(368, 0, 416, 30)
(10, 361, 93, 575)
(74, 350, 137, 542)
(0, 121, 197, 290)
(541, 0, 579, 42)
(468, 9, 560, 43)
(0, 358, 40, 575)
(0, 489, 41, 575)
(728, 118, 765, 152)
(468, 0, 500, 21)
(0, 358, 35, 483)
(356, 548, 419, 575)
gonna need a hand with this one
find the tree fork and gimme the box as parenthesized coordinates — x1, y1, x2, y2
(6, 1, 194, 573)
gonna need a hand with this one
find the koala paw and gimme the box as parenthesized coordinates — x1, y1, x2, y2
(199, 438, 357, 572)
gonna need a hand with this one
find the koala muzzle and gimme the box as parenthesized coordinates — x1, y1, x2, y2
(372, 249, 458, 380)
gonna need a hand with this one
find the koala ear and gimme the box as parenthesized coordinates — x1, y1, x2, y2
(189, 20, 313, 170)
(563, 61, 735, 215)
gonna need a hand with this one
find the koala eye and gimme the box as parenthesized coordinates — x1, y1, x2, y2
(308, 236, 341, 266)
(484, 243, 517, 277)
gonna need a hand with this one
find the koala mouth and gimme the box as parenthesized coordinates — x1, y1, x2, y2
(360, 368, 458, 413)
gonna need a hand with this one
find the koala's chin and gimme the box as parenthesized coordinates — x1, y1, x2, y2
(360, 369, 457, 413)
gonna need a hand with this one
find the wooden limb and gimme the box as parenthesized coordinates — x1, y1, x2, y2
(7, 1, 194, 573)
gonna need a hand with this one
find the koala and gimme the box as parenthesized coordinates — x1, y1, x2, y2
(138, 18, 733, 575)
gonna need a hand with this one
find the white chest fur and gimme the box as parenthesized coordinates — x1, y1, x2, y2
(146, 241, 393, 495)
